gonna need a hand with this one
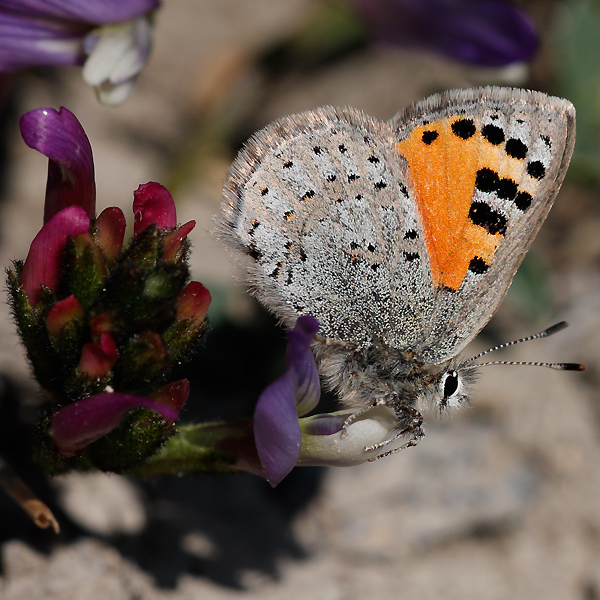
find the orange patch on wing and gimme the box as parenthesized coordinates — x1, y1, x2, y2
(397, 117, 502, 290)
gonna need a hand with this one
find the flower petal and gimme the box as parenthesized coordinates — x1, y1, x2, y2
(177, 281, 211, 324)
(78, 332, 118, 378)
(298, 406, 401, 466)
(149, 379, 190, 413)
(299, 413, 345, 436)
(50, 391, 178, 455)
(20, 107, 96, 223)
(350, 0, 538, 67)
(19, 205, 90, 306)
(46, 294, 84, 337)
(298, 406, 406, 467)
(133, 182, 177, 235)
(0, 11, 87, 71)
(286, 315, 320, 416)
(253, 372, 302, 487)
(82, 17, 152, 85)
(0, 0, 160, 23)
(94, 206, 126, 262)
(163, 220, 195, 262)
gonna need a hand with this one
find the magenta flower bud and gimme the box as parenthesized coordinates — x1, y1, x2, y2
(133, 182, 177, 235)
(77, 332, 119, 379)
(177, 281, 211, 324)
(19, 205, 90, 306)
(95, 206, 126, 262)
(88, 312, 115, 342)
(19, 107, 96, 224)
(163, 220, 195, 262)
(149, 379, 190, 413)
(50, 391, 179, 456)
(45, 295, 84, 338)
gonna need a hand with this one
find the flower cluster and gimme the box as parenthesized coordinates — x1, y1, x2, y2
(7, 106, 210, 473)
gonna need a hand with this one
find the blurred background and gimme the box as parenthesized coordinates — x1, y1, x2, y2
(0, 1, 599, 598)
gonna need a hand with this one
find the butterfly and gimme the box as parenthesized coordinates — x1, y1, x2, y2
(220, 87, 582, 456)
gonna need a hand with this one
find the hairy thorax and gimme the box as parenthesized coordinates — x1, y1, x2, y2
(312, 340, 460, 415)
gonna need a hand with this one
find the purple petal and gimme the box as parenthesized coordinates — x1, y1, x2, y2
(286, 315, 320, 416)
(300, 413, 345, 436)
(253, 372, 302, 487)
(0, 11, 87, 71)
(20, 107, 96, 223)
(20, 205, 90, 306)
(349, 0, 538, 67)
(50, 392, 178, 455)
(0, 1, 160, 24)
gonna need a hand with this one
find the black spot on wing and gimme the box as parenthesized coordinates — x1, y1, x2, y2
(468, 256, 489, 274)
(482, 124, 505, 145)
(514, 191, 532, 211)
(527, 161, 546, 180)
(451, 118, 476, 140)
(469, 201, 507, 236)
(422, 130, 439, 145)
(505, 138, 528, 160)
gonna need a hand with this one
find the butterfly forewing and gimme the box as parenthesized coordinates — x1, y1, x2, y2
(389, 87, 575, 364)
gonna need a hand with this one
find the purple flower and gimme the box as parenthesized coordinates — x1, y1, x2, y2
(20, 107, 95, 224)
(0, 0, 159, 105)
(253, 316, 322, 486)
(348, 0, 538, 67)
(253, 316, 405, 486)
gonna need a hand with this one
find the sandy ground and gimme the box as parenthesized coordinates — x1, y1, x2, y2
(0, 2, 599, 599)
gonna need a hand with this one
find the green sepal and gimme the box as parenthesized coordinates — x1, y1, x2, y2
(65, 233, 108, 308)
(86, 407, 175, 472)
(31, 410, 94, 475)
(131, 420, 258, 477)
(162, 316, 210, 363)
(6, 266, 64, 397)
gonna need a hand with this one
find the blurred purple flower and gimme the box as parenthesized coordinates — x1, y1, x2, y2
(348, 0, 538, 67)
(0, 0, 159, 105)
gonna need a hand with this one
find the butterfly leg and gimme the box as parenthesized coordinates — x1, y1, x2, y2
(364, 405, 424, 462)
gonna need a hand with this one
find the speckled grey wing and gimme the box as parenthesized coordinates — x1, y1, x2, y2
(389, 87, 576, 365)
(220, 106, 436, 348)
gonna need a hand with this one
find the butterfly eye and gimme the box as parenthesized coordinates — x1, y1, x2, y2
(442, 371, 459, 399)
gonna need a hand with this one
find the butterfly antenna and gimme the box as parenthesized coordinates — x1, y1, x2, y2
(462, 321, 584, 372)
